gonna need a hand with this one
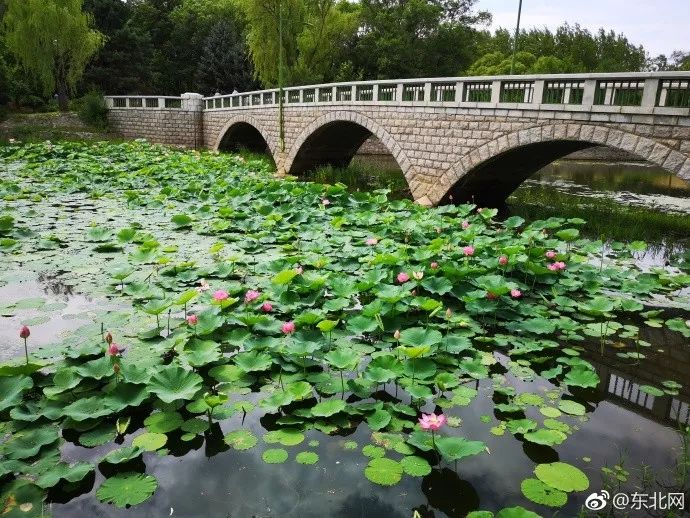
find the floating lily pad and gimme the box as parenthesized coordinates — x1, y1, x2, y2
(262, 448, 288, 464)
(96, 472, 158, 507)
(364, 457, 403, 486)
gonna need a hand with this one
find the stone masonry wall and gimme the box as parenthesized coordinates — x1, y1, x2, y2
(202, 105, 690, 205)
(108, 109, 203, 148)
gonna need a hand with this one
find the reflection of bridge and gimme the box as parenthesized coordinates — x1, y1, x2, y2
(584, 334, 690, 428)
(105, 73, 690, 206)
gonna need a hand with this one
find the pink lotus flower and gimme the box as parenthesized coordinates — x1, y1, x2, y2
(186, 314, 198, 326)
(418, 413, 446, 431)
(261, 302, 273, 312)
(461, 220, 470, 229)
(321, 198, 330, 206)
(393, 329, 401, 340)
(19, 326, 30, 339)
(498, 255, 508, 266)
(477, 207, 484, 213)
(107, 343, 125, 357)
(547, 261, 567, 271)
(295, 266, 304, 275)
(486, 292, 498, 300)
(244, 290, 260, 304)
(510, 289, 522, 298)
(413, 271, 424, 280)
(545, 250, 557, 259)
(196, 278, 210, 293)
(463, 246, 475, 256)
(366, 238, 378, 246)
(397, 272, 410, 283)
(213, 289, 229, 301)
(445, 308, 453, 318)
(430, 261, 439, 269)
(281, 321, 296, 334)
(104, 331, 113, 344)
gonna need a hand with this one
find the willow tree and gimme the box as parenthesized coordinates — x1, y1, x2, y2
(2, 0, 104, 110)
(239, 0, 359, 87)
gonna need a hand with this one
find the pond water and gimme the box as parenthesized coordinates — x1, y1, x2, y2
(1, 142, 688, 518)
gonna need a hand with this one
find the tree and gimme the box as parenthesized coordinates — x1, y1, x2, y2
(83, 0, 155, 94)
(196, 19, 254, 94)
(347, 0, 489, 79)
(470, 23, 648, 75)
(240, 0, 359, 86)
(2, 0, 105, 110)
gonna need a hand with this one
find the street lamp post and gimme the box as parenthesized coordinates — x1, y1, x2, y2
(510, 0, 523, 75)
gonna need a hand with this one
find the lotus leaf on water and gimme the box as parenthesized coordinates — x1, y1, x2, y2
(0, 141, 687, 512)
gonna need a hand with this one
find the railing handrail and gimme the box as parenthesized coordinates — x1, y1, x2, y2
(196, 71, 690, 100)
(104, 71, 690, 112)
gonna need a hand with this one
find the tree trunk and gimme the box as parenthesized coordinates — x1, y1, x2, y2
(56, 82, 69, 112)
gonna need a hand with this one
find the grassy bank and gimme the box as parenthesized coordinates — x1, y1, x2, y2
(0, 112, 117, 144)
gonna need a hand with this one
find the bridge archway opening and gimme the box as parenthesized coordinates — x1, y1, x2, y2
(288, 120, 410, 197)
(440, 140, 604, 207)
(218, 122, 272, 156)
(289, 120, 379, 174)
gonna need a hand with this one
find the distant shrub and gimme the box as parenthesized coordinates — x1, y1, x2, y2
(75, 92, 109, 129)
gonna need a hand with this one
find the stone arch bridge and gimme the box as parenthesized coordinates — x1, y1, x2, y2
(105, 73, 690, 206)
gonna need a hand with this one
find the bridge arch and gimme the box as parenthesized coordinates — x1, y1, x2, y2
(213, 114, 276, 157)
(433, 123, 689, 207)
(284, 111, 416, 190)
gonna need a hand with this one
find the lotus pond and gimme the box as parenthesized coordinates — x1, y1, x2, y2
(0, 141, 689, 517)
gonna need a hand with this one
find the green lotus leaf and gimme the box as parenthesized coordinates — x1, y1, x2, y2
(367, 409, 392, 431)
(534, 462, 589, 492)
(311, 399, 346, 417)
(435, 436, 486, 462)
(0, 480, 45, 516)
(521, 478, 567, 507)
(144, 411, 184, 433)
(0, 376, 33, 412)
(36, 462, 94, 489)
(5, 426, 60, 460)
(234, 351, 273, 373)
(79, 424, 116, 447)
(362, 445, 385, 458)
(102, 446, 144, 464)
(324, 348, 360, 370)
(399, 327, 443, 348)
(149, 365, 203, 403)
(132, 432, 168, 451)
(563, 366, 599, 388)
(62, 397, 114, 421)
(96, 472, 158, 507)
(506, 419, 538, 435)
(523, 429, 567, 446)
(263, 429, 305, 446)
(295, 451, 319, 465)
(224, 429, 258, 450)
(262, 448, 288, 464)
(400, 455, 431, 477)
(364, 457, 403, 486)
(557, 399, 586, 416)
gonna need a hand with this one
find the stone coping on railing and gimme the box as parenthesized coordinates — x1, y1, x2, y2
(105, 72, 690, 115)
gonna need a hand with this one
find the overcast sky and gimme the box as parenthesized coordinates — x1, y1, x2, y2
(478, 0, 690, 56)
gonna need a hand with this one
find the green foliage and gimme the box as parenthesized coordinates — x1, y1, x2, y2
(239, 0, 359, 86)
(470, 23, 648, 75)
(0, 140, 687, 512)
(2, 0, 105, 109)
(96, 473, 158, 507)
(74, 91, 108, 128)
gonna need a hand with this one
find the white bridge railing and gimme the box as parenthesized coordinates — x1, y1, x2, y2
(105, 72, 690, 114)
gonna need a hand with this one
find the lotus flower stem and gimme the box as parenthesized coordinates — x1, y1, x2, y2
(23, 337, 28, 364)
